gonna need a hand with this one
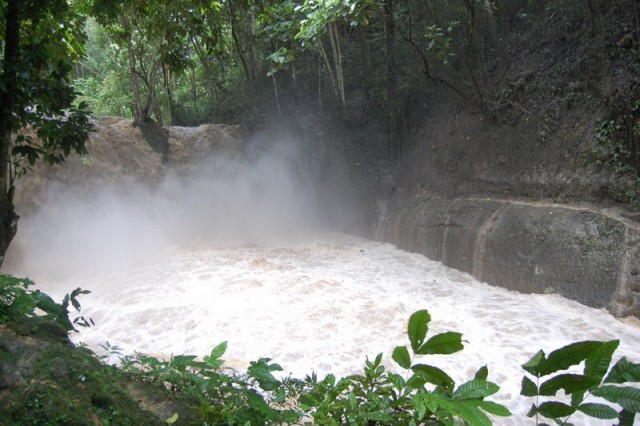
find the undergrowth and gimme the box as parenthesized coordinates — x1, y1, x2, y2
(1, 274, 639, 425)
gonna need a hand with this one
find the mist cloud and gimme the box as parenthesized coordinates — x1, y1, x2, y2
(4, 128, 363, 280)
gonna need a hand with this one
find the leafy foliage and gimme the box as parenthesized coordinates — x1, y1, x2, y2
(0, 274, 92, 332)
(121, 341, 303, 425)
(521, 339, 640, 425)
(2, 278, 639, 426)
(299, 309, 511, 425)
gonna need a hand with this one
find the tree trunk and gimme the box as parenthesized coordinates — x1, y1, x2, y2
(318, 39, 340, 107)
(360, 27, 371, 105)
(384, 0, 400, 157)
(163, 63, 176, 125)
(243, 1, 261, 81)
(120, 16, 144, 125)
(227, 0, 250, 81)
(0, 0, 21, 265)
(327, 22, 346, 110)
(191, 37, 223, 99)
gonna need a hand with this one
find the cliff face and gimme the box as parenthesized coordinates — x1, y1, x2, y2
(12, 117, 246, 217)
(377, 192, 640, 318)
(378, 3, 640, 318)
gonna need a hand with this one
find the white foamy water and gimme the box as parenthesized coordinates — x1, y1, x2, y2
(11, 233, 640, 425)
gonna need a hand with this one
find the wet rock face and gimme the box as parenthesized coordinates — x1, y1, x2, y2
(380, 191, 640, 318)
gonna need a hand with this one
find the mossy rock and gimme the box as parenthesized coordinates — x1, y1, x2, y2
(0, 318, 199, 425)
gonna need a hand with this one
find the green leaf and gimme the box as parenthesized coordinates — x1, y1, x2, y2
(392, 345, 412, 369)
(520, 376, 538, 397)
(571, 390, 586, 407)
(413, 397, 427, 420)
(412, 364, 455, 389)
(605, 357, 640, 383)
(474, 365, 488, 381)
(617, 409, 636, 426)
(535, 401, 576, 418)
(538, 341, 603, 376)
(522, 350, 547, 376)
(475, 401, 512, 417)
(450, 400, 493, 426)
(408, 310, 431, 352)
(538, 374, 600, 396)
(209, 341, 227, 360)
(453, 380, 499, 399)
(585, 340, 619, 380)
(416, 332, 464, 355)
(248, 358, 283, 391)
(591, 385, 640, 412)
(348, 392, 356, 410)
(406, 374, 427, 389)
(576, 403, 618, 419)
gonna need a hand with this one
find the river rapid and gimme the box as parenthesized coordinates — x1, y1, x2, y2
(3, 122, 640, 424)
(7, 232, 640, 425)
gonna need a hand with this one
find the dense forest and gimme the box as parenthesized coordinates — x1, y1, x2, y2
(1, 0, 639, 262)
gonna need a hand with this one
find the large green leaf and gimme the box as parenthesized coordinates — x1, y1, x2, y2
(577, 403, 618, 419)
(416, 332, 464, 355)
(453, 380, 499, 400)
(538, 373, 600, 396)
(450, 400, 493, 426)
(520, 376, 538, 397)
(475, 401, 512, 417)
(392, 345, 412, 369)
(533, 401, 576, 418)
(605, 357, 640, 384)
(412, 364, 455, 389)
(585, 340, 619, 380)
(408, 310, 431, 352)
(538, 341, 603, 376)
(591, 385, 640, 412)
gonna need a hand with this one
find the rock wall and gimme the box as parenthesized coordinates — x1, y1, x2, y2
(12, 117, 245, 216)
(378, 190, 640, 318)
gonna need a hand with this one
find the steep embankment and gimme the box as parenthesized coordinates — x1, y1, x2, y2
(12, 117, 245, 216)
(380, 4, 640, 318)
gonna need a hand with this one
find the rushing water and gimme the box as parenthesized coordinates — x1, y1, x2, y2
(8, 233, 640, 425)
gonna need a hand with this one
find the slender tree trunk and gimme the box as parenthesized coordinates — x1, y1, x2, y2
(318, 56, 323, 112)
(227, 0, 250, 81)
(0, 0, 20, 265)
(318, 39, 340, 108)
(271, 74, 282, 116)
(384, 0, 400, 157)
(163, 63, 175, 125)
(243, 1, 261, 81)
(120, 16, 144, 125)
(191, 38, 223, 99)
(327, 22, 345, 110)
(360, 27, 371, 105)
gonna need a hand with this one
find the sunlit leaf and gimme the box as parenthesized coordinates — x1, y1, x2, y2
(408, 309, 431, 352)
(392, 345, 411, 369)
(416, 332, 463, 355)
